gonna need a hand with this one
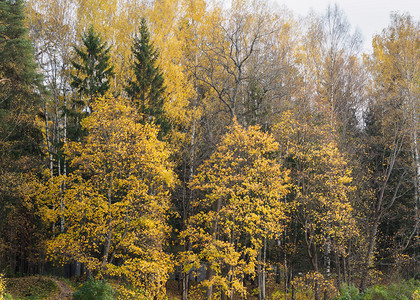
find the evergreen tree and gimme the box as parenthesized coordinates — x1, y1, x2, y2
(69, 26, 114, 140)
(0, 0, 43, 155)
(0, 0, 45, 274)
(126, 17, 170, 137)
(70, 26, 114, 106)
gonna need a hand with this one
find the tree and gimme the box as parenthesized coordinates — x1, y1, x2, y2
(41, 97, 176, 298)
(0, 0, 45, 275)
(26, 0, 79, 236)
(70, 26, 114, 106)
(274, 111, 357, 300)
(0, 0, 43, 149)
(301, 5, 364, 134)
(359, 13, 420, 290)
(68, 26, 114, 141)
(182, 121, 289, 299)
(192, 0, 285, 126)
(126, 17, 170, 137)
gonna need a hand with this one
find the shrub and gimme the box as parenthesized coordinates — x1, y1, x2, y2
(335, 280, 420, 300)
(291, 271, 338, 299)
(363, 285, 389, 300)
(335, 283, 361, 300)
(387, 279, 420, 300)
(73, 277, 114, 300)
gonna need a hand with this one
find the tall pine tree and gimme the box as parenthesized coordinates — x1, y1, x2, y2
(126, 17, 170, 137)
(71, 26, 114, 102)
(69, 26, 114, 140)
(0, 0, 45, 275)
(0, 0, 43, 155)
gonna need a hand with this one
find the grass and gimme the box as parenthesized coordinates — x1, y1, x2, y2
(5, 276, 59, 299)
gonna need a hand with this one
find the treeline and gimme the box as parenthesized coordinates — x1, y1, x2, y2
(0, 0, 419, 299)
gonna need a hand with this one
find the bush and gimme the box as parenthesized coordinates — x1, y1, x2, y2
(335, 283, 361, 300)
(363, 285, 389, 300)
(387, 279, 420, 300)
(335, 280, 420, 300)
(73, 277, 114, 300)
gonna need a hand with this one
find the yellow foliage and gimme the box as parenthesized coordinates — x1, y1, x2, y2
(291, 271, 338, 300)
(0, 273, 5, 300)
(40, 97, 175, 298)
(182, 121, 290, 298)
(274, 110, 357, 255)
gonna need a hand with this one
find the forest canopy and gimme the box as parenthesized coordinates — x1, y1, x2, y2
(0, 0, 419, 299)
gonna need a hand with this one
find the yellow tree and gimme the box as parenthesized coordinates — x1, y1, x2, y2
(40, 97, 176, 298)
(147, 0, 194, 128)
(274, 111, 356, 300)
(182, 121, 290, 299)
(359, 12, 420, 290)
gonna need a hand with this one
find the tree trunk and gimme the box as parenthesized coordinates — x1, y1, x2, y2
(411, 97, 420, 244)
(284, 251, 288, 300)
(258, 238, 267, 300)
(182, 270, 190, 300)
(312, 244, 321, 300)
(360, 220, 379, 291)
(324, 235, 331, 277)
(343, 255, 347, 284)
(335, 252, 341, 289)
(102, 186, 113, 269)
(205, 263, 214, 299)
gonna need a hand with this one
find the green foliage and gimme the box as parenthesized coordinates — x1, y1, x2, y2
(335, 280, 420, 300)
(126, 17, 170, 138)
(71, 26, 114, 101)
(0, 0, 43, 155)
(335, 283, 361, 300)
(73, 277, 114, 300)
(69, 26, 114, 141)
(363, 285, 389, 300)
(336, 283, 362, 300)
(0, 0, 43, 108)
(0, 0, 44, 278)
(386, 279, 420, 300)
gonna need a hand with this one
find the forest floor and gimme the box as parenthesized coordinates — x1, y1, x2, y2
(165, 279, 285, 299)
(5, 276, 74, 300)
(5, 276, 288, 299)
(51, 278, 73, 300)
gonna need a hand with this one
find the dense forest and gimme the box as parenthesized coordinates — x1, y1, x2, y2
(0, 0, 419, 299)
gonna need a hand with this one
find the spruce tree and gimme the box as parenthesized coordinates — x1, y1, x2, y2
(69, 26, 114, 140)
(70, 26, 114, 106)
(0, 0, 45, 274)
(0, 0, 43, 155)
(126, 17, 170, 137)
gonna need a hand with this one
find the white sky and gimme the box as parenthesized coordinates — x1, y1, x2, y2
(273, 0, 420, 52)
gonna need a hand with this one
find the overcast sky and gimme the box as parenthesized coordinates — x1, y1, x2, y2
(273, 0, 420, 52)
